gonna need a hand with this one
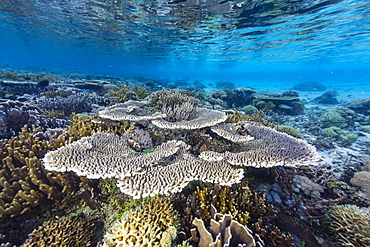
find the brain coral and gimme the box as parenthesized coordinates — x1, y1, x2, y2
(103, 197, 179, 247)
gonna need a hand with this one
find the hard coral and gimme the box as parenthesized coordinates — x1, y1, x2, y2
(150, 89, 200, 122)
(192, 205, 255, 247)
(22, 215, 96, 247)
(325, 204, 370, 247)
(103, 197, 179, 247)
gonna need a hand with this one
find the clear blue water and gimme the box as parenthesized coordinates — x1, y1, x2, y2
(1, 0, 370, 90)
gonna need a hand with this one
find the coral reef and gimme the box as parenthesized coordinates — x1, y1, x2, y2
(117, 153, 244, 199)
(325, 204, 370, 246)
(43, 133, 244, 198)
(103, 197, 179, 247)
(211, 123, 254, 143)
(253, 92, 304, 115)
(37, 92, 94, 115)
(43, 132, 188, 179)
(350, 160, 370, 199)
(209, 88, 255, 108)
(201, 121, 319, 168)
(0, 125, 76, 218)
(21, 215, 96, 246)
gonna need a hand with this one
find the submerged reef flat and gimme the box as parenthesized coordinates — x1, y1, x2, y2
(0, 71, 369, 247)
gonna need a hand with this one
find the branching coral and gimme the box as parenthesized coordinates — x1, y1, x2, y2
(150, 89, 200, 122)
(325, 204, 370, 246)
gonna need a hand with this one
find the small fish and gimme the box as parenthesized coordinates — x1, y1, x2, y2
(347, 95, 353, 98)
(278, 104, 292, 110)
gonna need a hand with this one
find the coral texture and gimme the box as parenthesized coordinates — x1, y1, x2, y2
(103, 197, 179, 247)
(325, 204, 370, 246)
(43, 132, 243, 198)
(150, 89, 200, 121)
(117, 153, 244, 199)
(21, 216, 95, 247)
(151, 108, 227, 130)
(201, 121, 319, 168)
(43, 132, 188, 179)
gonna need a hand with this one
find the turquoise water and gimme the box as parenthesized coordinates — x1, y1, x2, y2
(1, 0, 370, 88)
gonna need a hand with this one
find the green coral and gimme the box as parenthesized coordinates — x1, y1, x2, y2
(241, 105, 258, 115)
(361, 125, 370, 133)
(322, 127, 357, 146)
(318, 110, 346, 128)
(277, 125, 302, 138)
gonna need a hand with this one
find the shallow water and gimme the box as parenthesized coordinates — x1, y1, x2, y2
(1, 1, 370, 246)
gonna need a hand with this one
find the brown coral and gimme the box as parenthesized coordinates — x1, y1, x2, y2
(21, 215, 96, 247)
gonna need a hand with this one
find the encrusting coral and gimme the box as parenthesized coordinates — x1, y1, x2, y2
(103, 197, 179, 247)
(21, 215, 96, 247)
(201, 121, 319, 168)
(325, 204, 370, 247)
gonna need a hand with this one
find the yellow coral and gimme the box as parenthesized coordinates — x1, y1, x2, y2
(103, 197, 179, 247)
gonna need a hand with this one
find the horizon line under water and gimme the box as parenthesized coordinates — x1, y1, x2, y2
(0, 0, 370, 89)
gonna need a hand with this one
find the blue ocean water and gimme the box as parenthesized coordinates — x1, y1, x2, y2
(0, 0, 369, 92)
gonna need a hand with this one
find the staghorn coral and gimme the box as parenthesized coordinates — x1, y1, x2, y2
(21, 215, 96, 247)
(192, 205, 255, 247)
(151, 108, 227, 130)
(99, 101, 166, 122)
(103, 197, 179, 247)
(201, 121, 319, 168)
(325, 204, 370, 247)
